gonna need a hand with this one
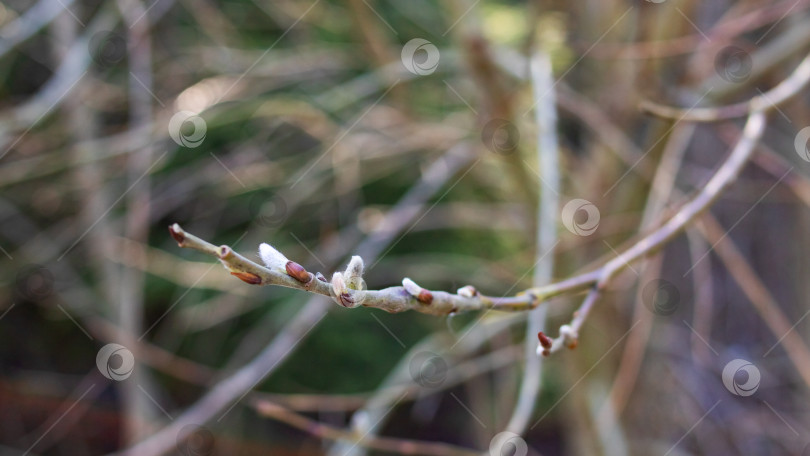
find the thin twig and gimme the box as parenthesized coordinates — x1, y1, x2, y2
(505, 50, 558, 434)
(253, 400, 481, 456)
(641, 53, 810, 122)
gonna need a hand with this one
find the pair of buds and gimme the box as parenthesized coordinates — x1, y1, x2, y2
(261, 243, 365, 308)
(259, 243, 314, 283)
(536, 325, 578, 357)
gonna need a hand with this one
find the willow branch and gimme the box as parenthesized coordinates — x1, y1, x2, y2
(168, 223, 539, 315)
(167, 112, 766, 328)
(506, 49, 558, 434)
(169, 46, 808, 358)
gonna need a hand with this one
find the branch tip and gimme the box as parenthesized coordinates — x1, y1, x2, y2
(168, 223, 185, 245)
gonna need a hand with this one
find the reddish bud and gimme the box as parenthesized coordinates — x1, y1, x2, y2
(537, 331, 553, 349)
(285, 261, 313, 283)
(231, 271, 262, 285)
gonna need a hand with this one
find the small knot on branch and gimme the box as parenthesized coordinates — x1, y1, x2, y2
(559, 324, 579, 349)
(456, 285, 478, 298)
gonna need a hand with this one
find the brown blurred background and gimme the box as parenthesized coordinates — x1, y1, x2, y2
(2, 0, 810, 454)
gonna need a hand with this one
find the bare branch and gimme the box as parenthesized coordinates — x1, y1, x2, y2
(640, 53, 810, 122)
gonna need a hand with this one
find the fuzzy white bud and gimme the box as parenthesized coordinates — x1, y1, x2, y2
(402, 278, 422, 297)
(402, 277, 433, 304)
(344, 255, 365, 290)
(259, 243, 288, 269)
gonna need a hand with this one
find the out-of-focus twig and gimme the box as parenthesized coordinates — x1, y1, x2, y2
(0, 0, 77, 58)
(696, 215, 810, 389)
(640, 53, 810, 122)
(253, 400, 481, 456)
(505, 50, 558, 435)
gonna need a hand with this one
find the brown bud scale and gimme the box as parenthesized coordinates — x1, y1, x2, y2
(285, 261, 312, 283)
(338, 293, 354, 308)
(417, 290, 433, 305)
(231, 271, 262, 285)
